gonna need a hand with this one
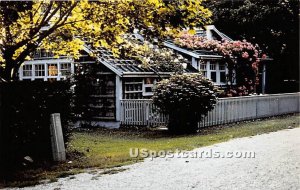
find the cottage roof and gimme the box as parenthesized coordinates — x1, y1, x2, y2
(164, 25, 273, 62)
(163, 25, 233, 60)
(83, 44, 198, 77)
(163, 41, 223, 60)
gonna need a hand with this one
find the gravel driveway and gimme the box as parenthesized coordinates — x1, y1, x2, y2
(13, 128, 300, 190)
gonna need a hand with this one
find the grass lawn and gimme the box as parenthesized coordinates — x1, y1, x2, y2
(2, 114, 299, 187)
(69, 114, 300, 169)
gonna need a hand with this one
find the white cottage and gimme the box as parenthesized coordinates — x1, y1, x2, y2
(18, 43, 198, 128)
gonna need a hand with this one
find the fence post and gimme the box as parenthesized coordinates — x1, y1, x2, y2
(50, 113, 66, 162)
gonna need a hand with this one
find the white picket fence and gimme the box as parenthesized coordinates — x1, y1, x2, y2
(120, 93, 300, 127)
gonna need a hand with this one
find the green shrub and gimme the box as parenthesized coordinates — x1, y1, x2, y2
(152, 73, 218, 134)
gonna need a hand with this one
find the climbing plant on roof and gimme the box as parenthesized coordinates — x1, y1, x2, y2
(174, 32, 265, 96)
(119, 38, 187, 73)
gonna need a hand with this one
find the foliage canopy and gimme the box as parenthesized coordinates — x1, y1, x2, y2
(205, 0, 299, 93)
(0, 0, 211, 81)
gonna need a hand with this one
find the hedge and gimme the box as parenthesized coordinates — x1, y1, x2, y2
(0, 81, 72, 176)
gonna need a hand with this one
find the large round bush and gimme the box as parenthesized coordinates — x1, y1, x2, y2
(152, 73, 218, 134)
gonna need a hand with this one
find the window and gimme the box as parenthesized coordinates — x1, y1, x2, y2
(23, 65, 32, 76)
(48, 64, 58, 76)
(211, 72, 217, 82)
(33, 49, 54, 59)
(143, 78, 156, 96)
(219, 63, 226, 83)
(19, 61, 73, 81)
(200, 61, 229, 85)
(35, 64, 45, 76)
(219, 64, 226, 71)
(210, 63, 217, 82)
(124, 79, 143, 99)
(199, 62, 207, 77)
(145, 87, 152, 93)
(60, 63, 71, 75)
(210, 63, 216, 70)
(220, 72, 226, 83)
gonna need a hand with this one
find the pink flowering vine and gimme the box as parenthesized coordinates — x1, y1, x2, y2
(174, 31, 264, 96)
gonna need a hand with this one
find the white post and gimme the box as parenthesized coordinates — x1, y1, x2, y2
(44, 63, 48, 81)
(216, 62, 220, 85)
(262, 63, 266, 94)
(71, 62, 75, 74)
(19, 65, 23, 81)
(31, 64, 35, 81)
(57, 62, 61, 81)
(50, 113, 66, 162)
(207, 60, 211, 79)
(115, 76, 122, 121)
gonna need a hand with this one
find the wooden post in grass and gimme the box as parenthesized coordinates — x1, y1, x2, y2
(50, 113, 66, 162)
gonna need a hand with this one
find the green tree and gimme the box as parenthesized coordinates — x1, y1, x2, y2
(205, 0, 299, 93)
(0, 0, 211, 81)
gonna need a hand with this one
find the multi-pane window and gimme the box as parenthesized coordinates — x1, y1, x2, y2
(23, 65, 32, 76)
(210, 63, 217, 82)
(210, 63, 216, 70)
(143, 78, 157, 96)
(19, 61, 73, 81)
(35, 64, 45, 76)
(33, 49, 54, 59)
(124, 79, 143, 99)
(123, 78, 160, 99)
(48, 64, 58, 76)
(197, 60, 229, 85)
(219, 63, 226, 83)
(199, 63, 207, 77)
(60, 63, 71, 75)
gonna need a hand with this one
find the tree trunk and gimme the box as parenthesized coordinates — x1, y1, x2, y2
(1, 61, 20, 82)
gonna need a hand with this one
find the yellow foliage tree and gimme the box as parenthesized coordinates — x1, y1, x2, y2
(0, 0, 211, 81)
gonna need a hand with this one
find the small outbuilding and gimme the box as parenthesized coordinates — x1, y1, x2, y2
(19, 43, 198, 128)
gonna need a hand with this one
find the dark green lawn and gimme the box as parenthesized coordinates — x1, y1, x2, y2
(68, 114, 299, 169)
(2, 114, 299, 188)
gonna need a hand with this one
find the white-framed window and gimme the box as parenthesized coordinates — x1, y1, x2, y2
(123, 79, 143, 99)
(19, 59, 74, 81)
(219, 63, 226, 84)
(48, 63, 58, 76)
(199, 62, 207, 77)
(198, 60, 232, 85)
(210, 63, 217, 83)
(35, 64, 45, 77)
(60, 63, 72, 76)
(23, 65, 32, 77)
(143, 78, 157, 96)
